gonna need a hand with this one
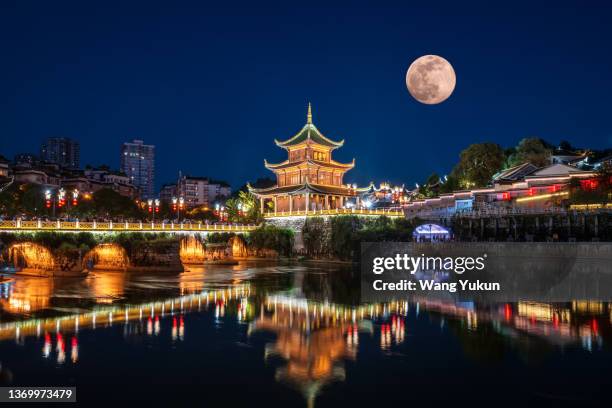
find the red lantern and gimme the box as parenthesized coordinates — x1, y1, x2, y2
(71, 189, 79, 206)
(504, 304, 512, 321)
(580, 179, 599, 191)
(58, 189, 66, 208)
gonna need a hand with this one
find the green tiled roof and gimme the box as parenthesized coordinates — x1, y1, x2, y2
(248, 181, 357, 197)
(264, 158, 354, 170)
(275, 123, 344, 149)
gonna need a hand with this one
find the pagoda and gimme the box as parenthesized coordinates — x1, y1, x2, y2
(249, 104, 365, 214)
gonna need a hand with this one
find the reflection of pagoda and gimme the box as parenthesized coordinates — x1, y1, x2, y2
(249, 104, 370, 213)
(249, 305, 357, 408)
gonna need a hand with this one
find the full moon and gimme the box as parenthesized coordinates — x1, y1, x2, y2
(406, 55, 456, 104)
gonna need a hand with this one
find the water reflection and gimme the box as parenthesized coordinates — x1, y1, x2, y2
(0, 277, 53, 313)
(87, 272, 126, 303)
(0, 265, 611, 406)
(249, 300, 358, 408)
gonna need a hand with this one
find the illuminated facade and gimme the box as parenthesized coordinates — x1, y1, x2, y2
(404, 163, 602, 218)
(176, 176, 231, 208)
(249, 104, 368, 213)
(121, 139, 155, 199)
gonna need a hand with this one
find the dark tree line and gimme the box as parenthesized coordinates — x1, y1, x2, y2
(302, 216, 418, 261)
(417, 137, 606, 198)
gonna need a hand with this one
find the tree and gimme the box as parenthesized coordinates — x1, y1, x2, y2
(21, 184, 45, 215)
(225, 191, 261, 223)
(247, 224, 294, 256)
(507, 138, 552, 167)
(559, 140, 574, 152)
(330, 216, 362, 260)
(420, 172, 441, 198)
(302, 217, 329, 257)
(438, 173, 460, 194)
(88, 188, 142, 219)
(235, 177, 276, 196)
(0, 183, 22, 216)
(452, 143, 505, 188)
(185, 205, 216, 222)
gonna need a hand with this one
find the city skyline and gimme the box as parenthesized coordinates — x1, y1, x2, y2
(1, 1, 611, 191)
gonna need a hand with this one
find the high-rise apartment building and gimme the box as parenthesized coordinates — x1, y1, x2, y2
(40, 137, 80, 168)
(120, 139, 155, 199)
(176, 176, 231, 208)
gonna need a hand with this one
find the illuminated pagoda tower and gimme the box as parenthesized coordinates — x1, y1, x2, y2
(249, 104, 367, 214)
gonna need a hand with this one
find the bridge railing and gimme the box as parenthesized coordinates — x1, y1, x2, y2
(0, 220, 257, 232)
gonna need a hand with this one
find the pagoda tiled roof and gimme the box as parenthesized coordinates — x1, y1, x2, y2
(275, 123, 344, 149)
(274, 104, 344, 149)
(248, 181, 360, 197)
(264, 158, 355, 171)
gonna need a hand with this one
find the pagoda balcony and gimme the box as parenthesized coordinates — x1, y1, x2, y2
(262, 208, 404, 218)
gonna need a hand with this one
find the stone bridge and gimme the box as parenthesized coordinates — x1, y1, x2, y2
(3, 234, 249, 277)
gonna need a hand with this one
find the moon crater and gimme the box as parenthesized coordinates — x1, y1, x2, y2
(406, 55, 456, 105)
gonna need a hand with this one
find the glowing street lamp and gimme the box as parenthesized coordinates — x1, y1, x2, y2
(172, 196, 184, 221)
(148, 198, 160, 221)
(44, 189, 58, 217)
(58, 188, 66, 208)
(72, 189, 79, 206)
(213, 203, 227, 221)
(45, 190, 52, 209)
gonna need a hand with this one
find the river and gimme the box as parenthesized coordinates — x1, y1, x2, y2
(1, 261, 611, 407)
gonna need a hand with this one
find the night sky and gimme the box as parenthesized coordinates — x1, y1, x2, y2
(1, 0, 611, 191)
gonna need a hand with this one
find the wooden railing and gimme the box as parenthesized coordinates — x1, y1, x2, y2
(0, 220, 257, 233)
(263, 208, 404, 218)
